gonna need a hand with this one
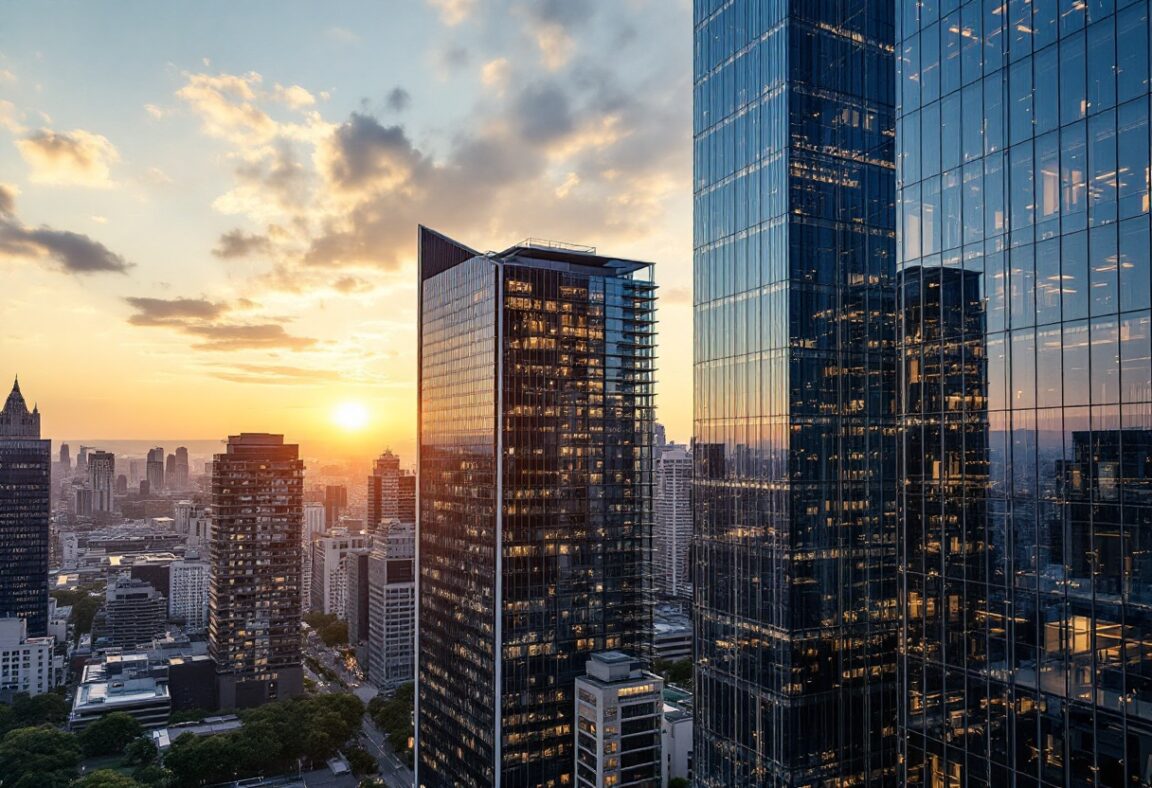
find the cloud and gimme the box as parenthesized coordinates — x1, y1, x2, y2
(322, 113, 426, 195)
(205, 362, 341, 385)
(434, 44, 470, 74)
(15, 128, 120, 187)
(326, 26, 362, 44)
(123, 295, 317, 351)
(513, 82, 573, 143)
(386, 87, 411, 113)
(0, 69, 15, 84)
(480, 58, 510, 90)
(213, 229, 272, 259)
(0, 100, 22, 133)
(427, 0, 476, 25)
(124, 296, 228, 325)
(0, 188, 131, 274)
(333, 276, 374, 294)
(272, 84, 316, 110)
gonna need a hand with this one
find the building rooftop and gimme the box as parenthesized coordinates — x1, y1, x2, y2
(73, 676, 169, 710)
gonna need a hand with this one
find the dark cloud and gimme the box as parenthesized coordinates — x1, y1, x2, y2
(214, 229, 272, 259)
(233, 143, 311, 211)
(386, 87, 411, 113)
(513, 82, 574, 143)
(0, 222, 131, 274)
(437, 44, 470, 70)
(0, 185, 14, 217)
(325, 113, 426, 193)
(124, 296, 228, 325)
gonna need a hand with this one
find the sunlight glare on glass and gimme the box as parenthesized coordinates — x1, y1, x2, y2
(331, 401, 370, 432)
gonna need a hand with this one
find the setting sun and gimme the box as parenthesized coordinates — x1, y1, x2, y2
(331, 401, 370, 432)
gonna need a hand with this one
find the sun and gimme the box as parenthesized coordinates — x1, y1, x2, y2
(331, 401, 370, 432)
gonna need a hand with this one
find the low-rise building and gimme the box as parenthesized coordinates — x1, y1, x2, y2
(652, 606, 691, 663)
(150, 714, 242, 751)
(574, 652, 664, 788)
(0, 617, 57, 700)
(661, 687, 693, 788)
(70, 674, 171, 731)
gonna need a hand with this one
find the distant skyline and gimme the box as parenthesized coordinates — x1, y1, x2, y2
(0, 0, 693, 452)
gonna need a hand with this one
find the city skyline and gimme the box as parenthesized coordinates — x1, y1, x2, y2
(0, 1, 694, 452)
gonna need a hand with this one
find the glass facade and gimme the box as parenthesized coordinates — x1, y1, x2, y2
(0, 380, 50, 637)
(897, 0, 1152, 783)
(692, 0, 899, 784)
(417, 228, 656, 787)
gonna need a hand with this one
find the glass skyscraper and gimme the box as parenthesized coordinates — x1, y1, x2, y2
(417, 227, 655, 787)
(0, 378, 50, 637)
(897, 0, 1152, 782)
(692, 1, 899, 783)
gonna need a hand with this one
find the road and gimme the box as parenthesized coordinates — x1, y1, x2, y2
(304, 639, 414, 788)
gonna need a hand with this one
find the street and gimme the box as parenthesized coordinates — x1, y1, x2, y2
(304, 639, 414, 788)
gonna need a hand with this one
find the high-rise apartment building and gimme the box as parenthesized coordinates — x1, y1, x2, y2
(209, 433, 304, 709)
(146, 448, 165, 494)
(301, 501, 325, 608)
(309, 533, 368, 617)
(692, 1, 899, 783)
(59, 443, 70, 469)
(88, 450, 115, 513)
(654, 445, 692, 599)
(897, 0, 1152, 783)
(101, 575, 168, 648)
(398, 472, 416, 523)
(417, 228, 656, 786)
(366, 449, 401, 533)
(0, 378, 51, 637)
(367, 519, 415, 691)
(169, 559, 210, 632)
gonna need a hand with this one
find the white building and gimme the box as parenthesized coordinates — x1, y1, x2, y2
(661, 689, 693, 787)
(0, 617, 57, 701)
(169, 559, 210, 631)
(367, 520, 415, 690)
(310, 533, 367, 616)
(654, 446, 692, 599)
(173, 502, 212, 549)
(301, 502, 325, 607)
(574, 651, 664, 788)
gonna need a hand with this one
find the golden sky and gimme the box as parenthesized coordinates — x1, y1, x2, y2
(0, 0, 694, 460)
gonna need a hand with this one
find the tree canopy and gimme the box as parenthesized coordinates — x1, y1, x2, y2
(0, 725, 82, 788)
(79, 711, 144, 757)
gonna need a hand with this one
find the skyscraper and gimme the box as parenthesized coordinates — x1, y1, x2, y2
(0, 378, 51, 636)
(174, 446, 189, 491)
(146, 447, 164, 494)
(209, 433, 304, 709)
(896, 0, 1152, 782)
(417, 227, 655, 786)
(324, 484, 347, 529)
(366, 449, 401, 533)
(692, 1, 899, 783)
(367, 520, 415, 691)
(654, 445, 692, 599)
(87, 450, 115, 513)
(59, 443, 70, 469)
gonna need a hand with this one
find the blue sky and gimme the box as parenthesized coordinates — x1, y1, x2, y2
(0, 0, 693, 456)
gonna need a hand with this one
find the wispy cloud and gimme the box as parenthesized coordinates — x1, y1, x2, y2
(427, 0, 476, 26)
(123, 294, 317, 351)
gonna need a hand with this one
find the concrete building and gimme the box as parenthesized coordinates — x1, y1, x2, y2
(0, 617, 57, 701)
(653, 446, 692, 599)
(574, 652, 664, 788)
(209, 433, 304, 709)
(70, 669, 171, 731)
(651, 605, 692, 663)
(0, 378, 51, 636)
(366, 520, 415, 690)
(169, 559, 210, 631)
(345, 548, 371, 648)
(309, 533, 367, 617)
(173, 446, 189, 491)
(661, 686, 693, 788)
(323, 485, 347, 530)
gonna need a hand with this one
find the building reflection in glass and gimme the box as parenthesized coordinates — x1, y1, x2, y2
(417, 227, 655, 787)
(692, 1, 900, 783)
(897, 0, 1152, 781)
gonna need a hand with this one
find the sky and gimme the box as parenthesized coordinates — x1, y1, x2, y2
(0, 0, 693, 461)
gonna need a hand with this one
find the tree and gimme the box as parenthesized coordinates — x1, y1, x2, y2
(0, 725, 81, 787)
(122, 735, 159, 767)
(344, 745, 378, 776)
(78, 711, 144, 757)
(73, 770, 144, 788)
(0, 690, 70, 735)
(669, 778, 691, 788)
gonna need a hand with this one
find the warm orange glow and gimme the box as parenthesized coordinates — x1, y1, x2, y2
(331, 401, 370, 432)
